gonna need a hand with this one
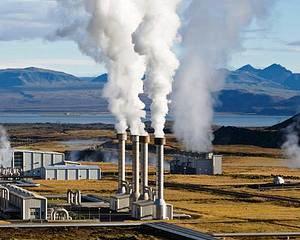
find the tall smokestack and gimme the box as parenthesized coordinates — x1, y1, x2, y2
(140, 135, 150, 200)
(131, 135, 140, 202)
(117, 133, 127, 194)
(154, 137, 166, 219)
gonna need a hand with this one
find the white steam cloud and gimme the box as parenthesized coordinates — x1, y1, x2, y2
(133, 0, 181, 137)
(54, 0, 147, 135)
(0, 126, 12, 168)
(173, 0, 276, 152)
(282, 123, 300, 168)
(2, 0, 278, 150)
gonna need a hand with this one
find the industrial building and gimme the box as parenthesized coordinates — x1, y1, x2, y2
(12, 149, 64, 177)
(0, 184, 47, 220)
(170, 152, 222, 175)
(41, 165, 101, 180)
(7, 149, 102, 180)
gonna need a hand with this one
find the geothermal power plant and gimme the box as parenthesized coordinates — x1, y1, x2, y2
(111, 133, 172, 220)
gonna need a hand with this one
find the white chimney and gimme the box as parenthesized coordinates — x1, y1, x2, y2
(140, 135, 150, 200)
(131, 135, 140, 202)
(117, 133, 127, 194)
(154, 137, 167, 219)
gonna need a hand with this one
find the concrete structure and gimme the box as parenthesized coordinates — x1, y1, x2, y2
(140, 135, 149, 201)
(2, 184, 47, 220)
(154, 138, 168, 220)
(117, 133, 127, 194)
(170, 152, 222, 175)
(41, 165, 101, 180)
(130, 135, 140, 205)
(111, 133, 173, 220)
(110, 134, 131, 212)
(12, 149, 64, 177)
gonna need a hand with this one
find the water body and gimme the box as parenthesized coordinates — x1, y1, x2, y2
(0, 112, 291, 127)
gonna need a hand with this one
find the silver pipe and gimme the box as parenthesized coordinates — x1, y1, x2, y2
(154, 137, 166, 219)
(140, 135, 150, 200)
(117, 133, 127, 194)
(131, 135, 140, 202)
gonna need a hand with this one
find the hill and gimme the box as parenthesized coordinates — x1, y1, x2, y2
(0, 67, 86, 89)
(0, 64, 299, 114)
(213, 113, 300, 148)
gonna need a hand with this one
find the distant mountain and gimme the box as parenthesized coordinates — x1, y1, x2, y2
(92, 73, 108, 83)
(284, 74, 300, 90)
(0, 64, 299, 115)
(237, 64, 260, 74)
(258, 64, 293, 84)
(226, 63, 298, 91)
(0, 67, 86, 89)
(218, 64, 300, 115)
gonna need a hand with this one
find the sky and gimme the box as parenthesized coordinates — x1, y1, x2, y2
(0, 0, 299, 77)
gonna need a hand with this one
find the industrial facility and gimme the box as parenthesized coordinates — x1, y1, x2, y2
(110, 133, 173, 220)
(170, 152, 222, 175)
(0, 184, 47, 220)
(5, 149, 101, 180)
(0, 128, 226, 229)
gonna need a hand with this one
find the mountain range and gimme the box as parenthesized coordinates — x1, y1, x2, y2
(0, 64, 300, 114)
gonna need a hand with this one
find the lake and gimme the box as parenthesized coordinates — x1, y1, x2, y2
(0, 112, 290, 127)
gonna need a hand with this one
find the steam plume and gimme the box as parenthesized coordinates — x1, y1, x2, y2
(54, 0, 146, 135)
(0, 126, 12, 168)
(133, 0, 181, 137)
(173, 0, 276, 152)
(282, 122, 300, 168)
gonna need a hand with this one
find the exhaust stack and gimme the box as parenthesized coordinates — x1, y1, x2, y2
(117, 133, 127, 194)
(140, 135, 150, 200)
(154, 137, 166, 219)
(131, 135, 140, 202)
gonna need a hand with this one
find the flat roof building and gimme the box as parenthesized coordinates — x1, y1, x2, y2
(12, 149, 64, 177)
(2, 184, 47, 220)
(41, 165, 101, 180)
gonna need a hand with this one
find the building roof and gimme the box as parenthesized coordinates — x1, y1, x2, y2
(5, 184, 46, 200)
(13, 149, 64, 155)
(43, 164, 100, 170)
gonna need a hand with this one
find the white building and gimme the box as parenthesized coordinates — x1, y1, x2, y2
(41, 165, 101, 180)
(13, 149, 64, 177)
(170, 152, 222, 175)
(3, 184, 47, 220)
(11, 149, 101, 180)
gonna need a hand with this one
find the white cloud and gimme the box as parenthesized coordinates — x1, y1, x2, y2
(0, 0, 58, 40)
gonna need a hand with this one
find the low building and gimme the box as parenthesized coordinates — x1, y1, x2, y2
(170, 152, 222, 175)
(2, 184, 47, 220)
(13, 149, 64, 177)
(41, 165, 101, 180)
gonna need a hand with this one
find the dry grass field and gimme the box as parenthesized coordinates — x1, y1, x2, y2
(29, 150, 300, 235)
(10, 125, 300, 237)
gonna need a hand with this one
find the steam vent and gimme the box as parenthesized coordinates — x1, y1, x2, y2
(110, 132, 173, 220)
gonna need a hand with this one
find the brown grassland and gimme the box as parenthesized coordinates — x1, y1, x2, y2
(5, 124, 300, 239)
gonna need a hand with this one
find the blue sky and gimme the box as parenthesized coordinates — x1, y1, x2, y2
(0, 0, 299, 77)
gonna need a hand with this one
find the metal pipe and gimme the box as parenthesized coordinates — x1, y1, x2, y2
(140, 135, 150, 200)
(117, 133, 127, 194)
(130, 135, 140, 202)
(154, 137, 166, 219)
